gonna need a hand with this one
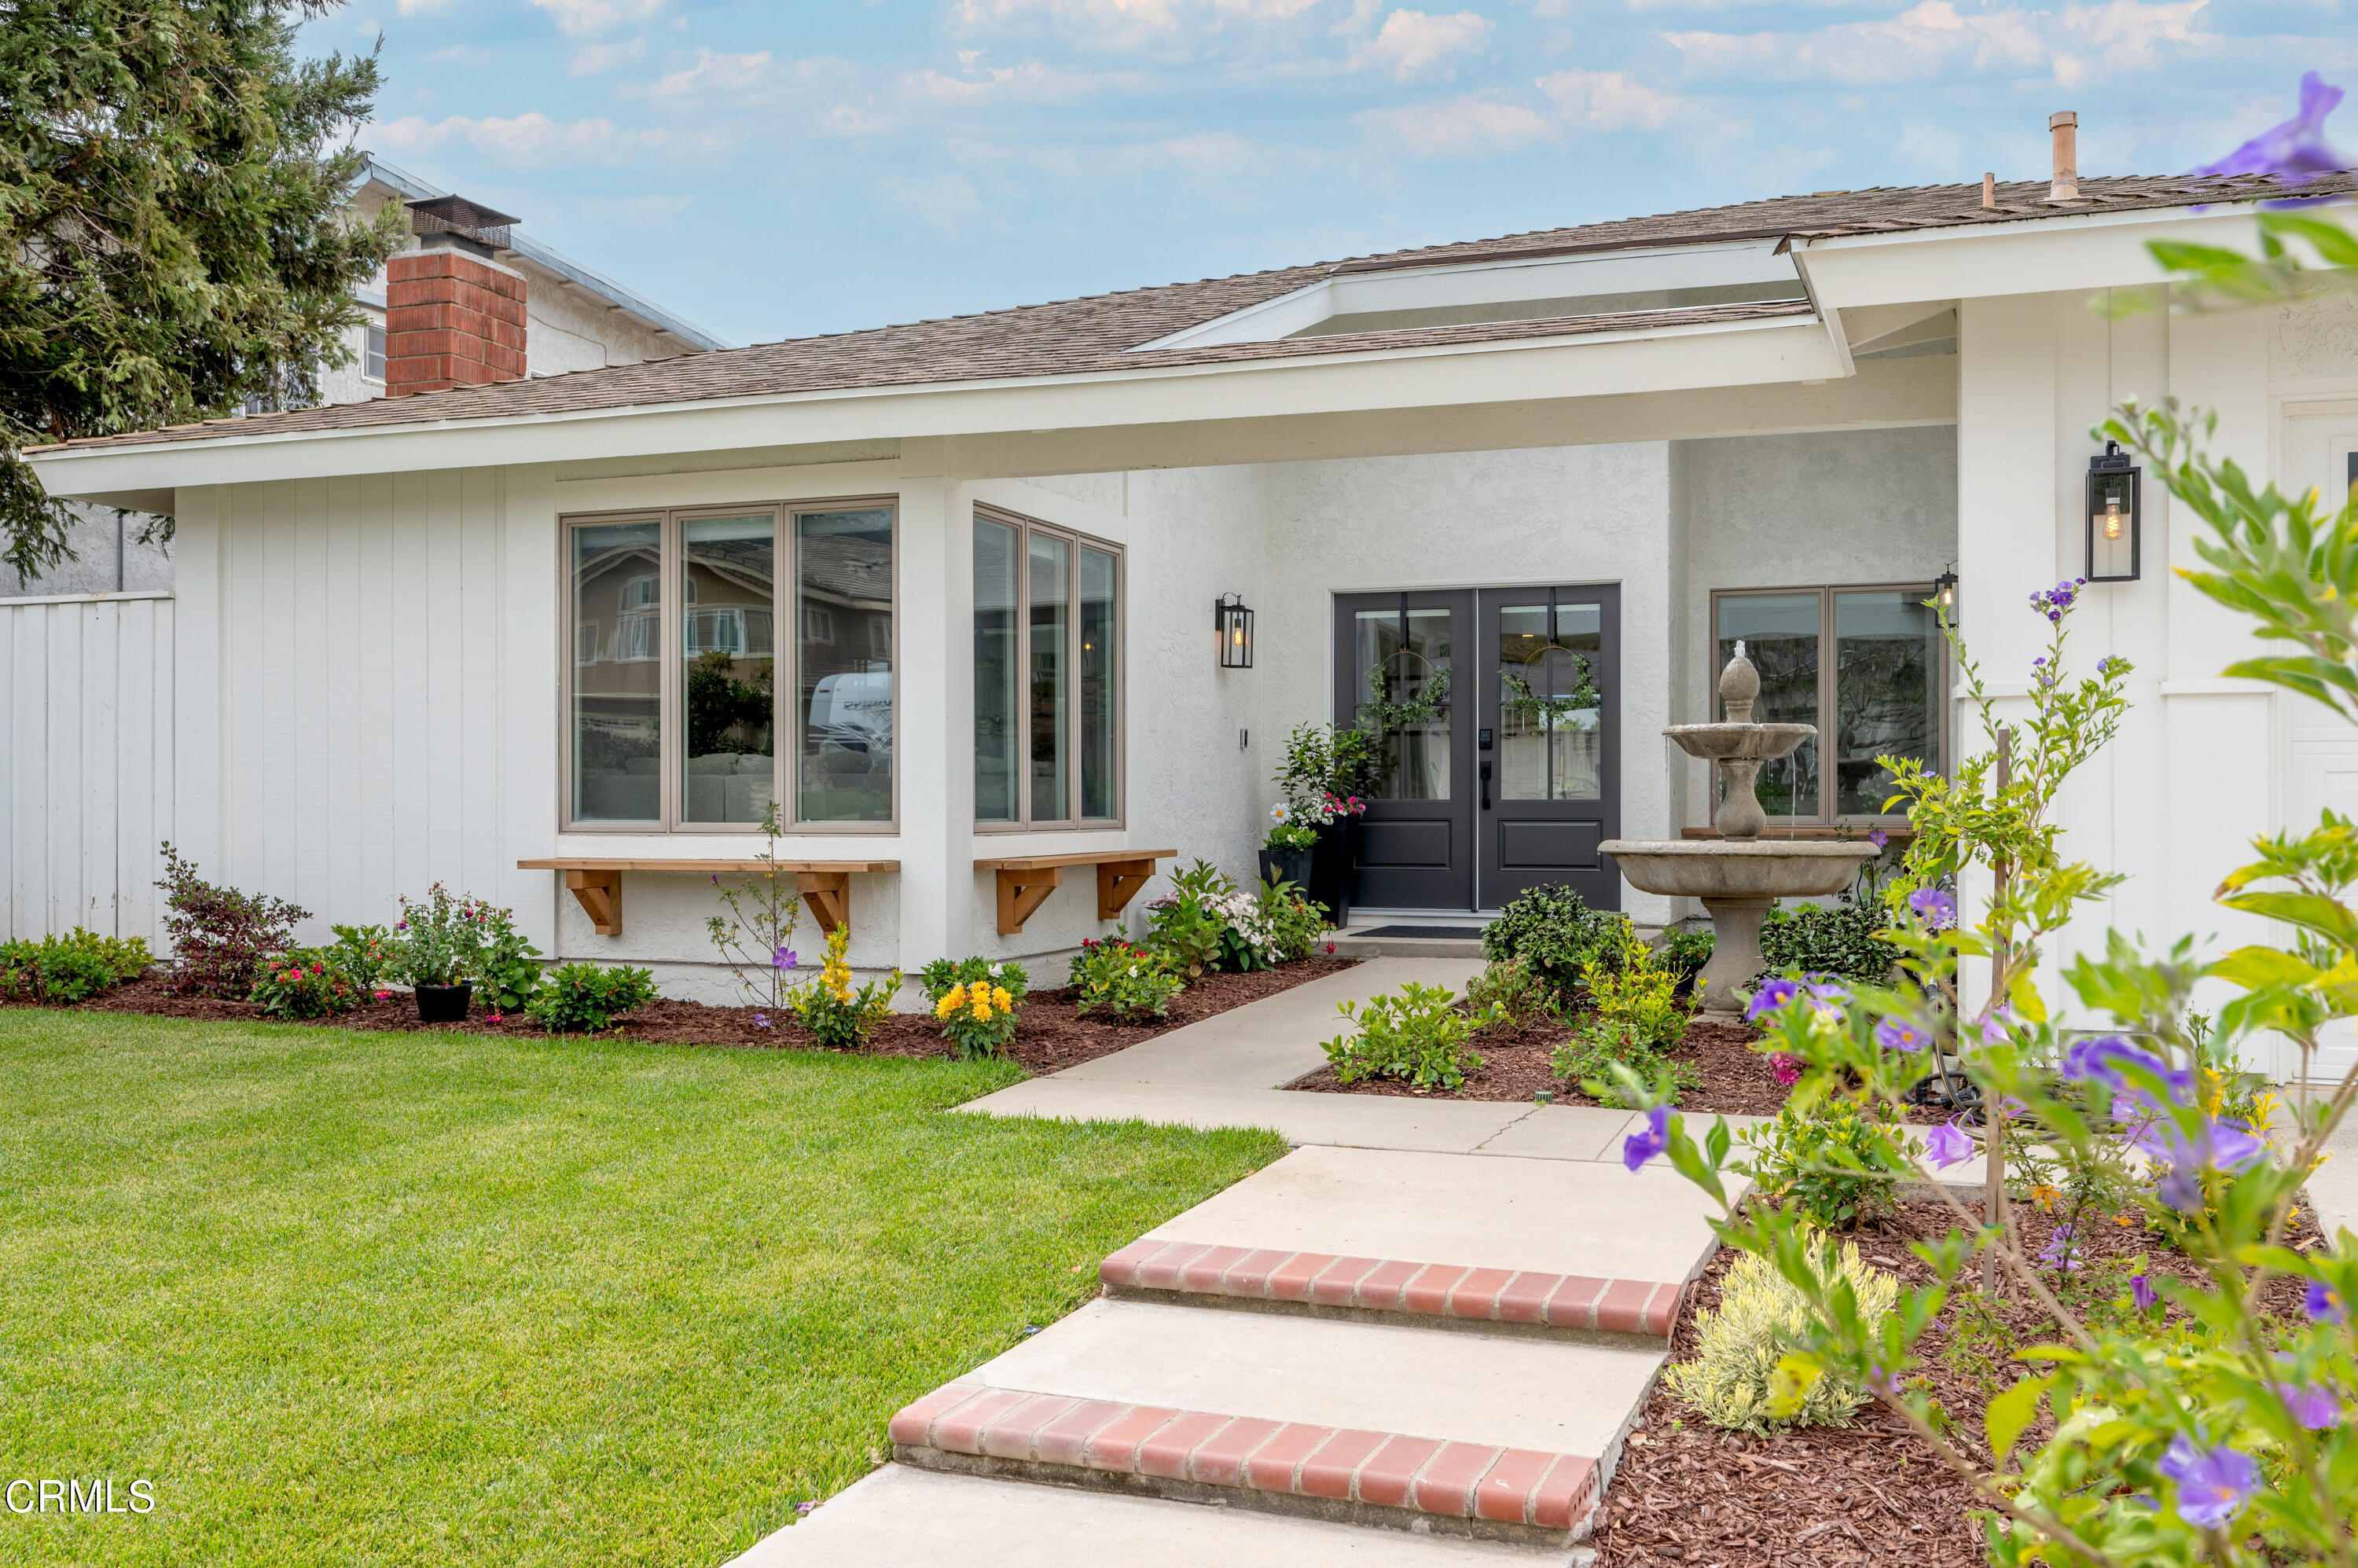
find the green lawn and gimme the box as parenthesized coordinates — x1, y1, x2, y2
(0, 1012, 1284, 1566)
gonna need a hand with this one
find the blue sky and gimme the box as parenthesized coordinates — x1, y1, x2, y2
(326, 0, 2356, 348)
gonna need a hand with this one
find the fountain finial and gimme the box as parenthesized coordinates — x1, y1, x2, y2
(1719, 644, 1761, 725)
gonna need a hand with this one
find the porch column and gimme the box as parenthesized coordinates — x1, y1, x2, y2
(892, 444, 971, 972)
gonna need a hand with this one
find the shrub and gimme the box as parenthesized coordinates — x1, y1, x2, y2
(1658, 925, 1713, 989)
(789, 924, 900, 1048)
(1582, 929, 1692, 1055)
(1741, 1095, 1911, 1230)
(1552, 1018, 1699, 1107)
(1320, 981, 1502, 1092)
(1069, 938, 1185, 1019)
(1482, 884, 1629, 1009)
(325, 924, 397, 993)
(919, 956, 1030, 1008)
(250, 950, 363, 1019)
(1666, 1243, 1896, 1435)
(704, 802, 806, 1011)
(525, 963, 658, 1033)
(156, 843, 308, 998)
(0, 928, 151, 1004)
(1757, 898, 1894, 986)
(1257, 876, 1328, 962)
(1464, 955, 1554, 1025)
(1144, 861, 1287, 975)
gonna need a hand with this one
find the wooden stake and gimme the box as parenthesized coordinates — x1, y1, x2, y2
(1983, 725, 2012, 1296)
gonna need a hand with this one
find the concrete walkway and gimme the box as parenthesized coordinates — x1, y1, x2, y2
(744, 958, 1739, 1566)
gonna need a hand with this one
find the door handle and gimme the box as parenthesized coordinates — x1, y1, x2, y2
(1479, 760, 1492, 811)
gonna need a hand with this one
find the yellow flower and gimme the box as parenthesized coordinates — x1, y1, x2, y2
(935, 984, 964, 1020)
(970, 996, 991, 1021)
(992, 986, 1012, 1010)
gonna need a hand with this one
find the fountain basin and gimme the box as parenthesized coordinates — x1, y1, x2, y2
(1602, 839, 1880, 1015)
(1662, 722, 1816, 762)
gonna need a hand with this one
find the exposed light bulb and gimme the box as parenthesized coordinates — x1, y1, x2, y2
(2103, 503, 2124, 542)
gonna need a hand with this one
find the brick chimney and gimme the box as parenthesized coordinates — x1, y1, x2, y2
(385, 195, 527, 397)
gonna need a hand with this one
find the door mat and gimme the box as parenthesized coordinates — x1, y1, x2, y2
(1353, 924, 1491, 940)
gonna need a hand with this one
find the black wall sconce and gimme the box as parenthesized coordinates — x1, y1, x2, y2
(1215, 593, 1254, 669)
(2087, 441, 2141, 582)
(1933, 565, 1958, 617)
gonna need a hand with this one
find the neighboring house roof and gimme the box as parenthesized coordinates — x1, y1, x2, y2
(38, 169, 2353, 455)
(362, 156, 731, 354)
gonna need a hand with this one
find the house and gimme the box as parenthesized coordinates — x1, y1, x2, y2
(3, 155, 726, 597)
(20, 116, 2358, 1079)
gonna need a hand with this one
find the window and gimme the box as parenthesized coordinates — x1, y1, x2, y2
(975, 509, 1122, 827)
(365, 324, 387, 382)
(563, 501, 895, 831)
(1711, 584, 1943, 825)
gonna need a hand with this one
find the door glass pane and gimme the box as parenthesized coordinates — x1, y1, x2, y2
(1029, 533, 1071, 821)
(974, 516, 1020, 823)
(1834, 589, 1939, 817)
(1717, 593, 1820, 820)
(796, 508, 894, 824)
(1078, 545, 1118, 820)
(1497, 600, 1602, 800)
(570, 520, 662, 821)
(1354, 604, 1452, 801)
(681, 514, 776, 824)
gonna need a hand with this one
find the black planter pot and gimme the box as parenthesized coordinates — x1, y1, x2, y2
(1307, 820, 1355, 931)
(1258, 846, 1313, 892)
(414, 982, 473, 1024)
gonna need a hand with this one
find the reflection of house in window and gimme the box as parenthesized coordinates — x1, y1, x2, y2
(620, 575, 657, 611)
(613, 610, 659, 662)
(568, 527, 665, 822)
(685, 608, 778, 658)
(869, 619, 892, 659)
(575, 621, 599, 666)
(801, 605, 835, 644)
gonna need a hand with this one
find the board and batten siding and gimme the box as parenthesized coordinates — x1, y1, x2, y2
(179, 472, 560, 949)
(0, 592, 175, 942)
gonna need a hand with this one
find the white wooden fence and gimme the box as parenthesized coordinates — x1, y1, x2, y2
(0, 592, 175, 943)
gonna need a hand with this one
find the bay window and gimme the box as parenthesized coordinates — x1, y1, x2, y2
(975, 509, 1122, 828)
(563, 499, 895, 832)
(1711, 583, 1942, 826)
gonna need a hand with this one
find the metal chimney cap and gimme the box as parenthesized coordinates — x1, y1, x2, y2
(405, 195, 521, 249)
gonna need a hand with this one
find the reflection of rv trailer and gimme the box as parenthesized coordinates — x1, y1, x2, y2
(808, 672, 893, 755)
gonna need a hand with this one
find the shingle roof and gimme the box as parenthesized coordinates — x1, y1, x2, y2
(39, 171, 2351, 455)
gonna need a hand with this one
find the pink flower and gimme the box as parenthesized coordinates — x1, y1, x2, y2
(373, 990, 391, 1001)
(1768, 1052, 1802, 1086)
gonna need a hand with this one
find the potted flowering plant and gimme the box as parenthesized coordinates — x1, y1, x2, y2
(390, 883, 501, 1023)
(1273, 724, 1376, 928)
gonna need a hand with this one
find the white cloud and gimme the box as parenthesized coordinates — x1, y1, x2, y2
(1358, 95, 1556, 156)
(900, 59, 1138, 102)
(1662, 0, 2211, 87)
(1535, 67, 1690, 130)
(1353, 9, 1492, 80)
(529, 0, 666, 36)
(872, 171, 998, 236)
(376, 112, 652, 169)
(395, 0, 454, 12)
(424, 44, 490, 66)
(950, 0, 1324, 53)
(570, 39, 645, 75)
(632, 48, 777, 101)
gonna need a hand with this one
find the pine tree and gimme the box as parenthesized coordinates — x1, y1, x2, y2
(0, 1, 405, 576)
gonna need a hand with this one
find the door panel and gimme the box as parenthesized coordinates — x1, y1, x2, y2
(1478, 586, 1620, 910)
(1336, 591, 1474, 910)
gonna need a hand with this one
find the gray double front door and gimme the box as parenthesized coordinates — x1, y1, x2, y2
(1333, 586, 1622, 913)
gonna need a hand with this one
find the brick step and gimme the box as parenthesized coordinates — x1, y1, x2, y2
(1100, 1238, 1684, 1342)
(882, 1298, 1662, 1549)
(891, 1381, 1599, 1548)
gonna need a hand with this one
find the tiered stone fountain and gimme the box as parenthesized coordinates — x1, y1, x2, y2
(1602, 644, 1879, 1016)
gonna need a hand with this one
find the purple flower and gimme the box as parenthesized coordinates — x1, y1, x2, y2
(1907, 887, 1956, 930)
(2136, 1117, 2270, 1212)
(1924, 1116, 1974, 1170)
(1623, 1105, 1670, 1173)
(2158, 1435, 2257, 1529)
(2037, 1223, 2084, 1273)
(2062, 1036, 2194, 1110)
(2132, 1272, 2159, 1312)
(773, 946, 798, 970)
(1868, 827, 1889, 850)
(1805, 976, 1849, 1004)
(753, 1012, 771, 1029)
(2307, 1279, 2348, 1324)
(1981, 1004, 2012, 1045)
(1875, 1017, 1930, 1054)
(2188, 72, 2350, 196)
(2273, 1382, 2342, 1430)
(1746, 977, 1799, 1021)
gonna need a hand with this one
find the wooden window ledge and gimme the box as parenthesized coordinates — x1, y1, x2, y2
(516, 857, 898, 938)
(972, 850, 1179, 935)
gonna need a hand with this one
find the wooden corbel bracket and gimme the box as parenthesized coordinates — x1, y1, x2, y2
(796, 871, 851, 935)
(564, 868, 624, 936)
(975, 850, 1179, 935)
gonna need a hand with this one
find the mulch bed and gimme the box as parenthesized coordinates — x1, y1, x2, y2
(1286, 1015, 1795, 1116)
(1593, 1196, 2329, 1566)
(34, 957, 1362, 1076)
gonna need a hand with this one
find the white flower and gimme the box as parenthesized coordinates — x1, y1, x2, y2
(1271, 802, 1291, 824)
